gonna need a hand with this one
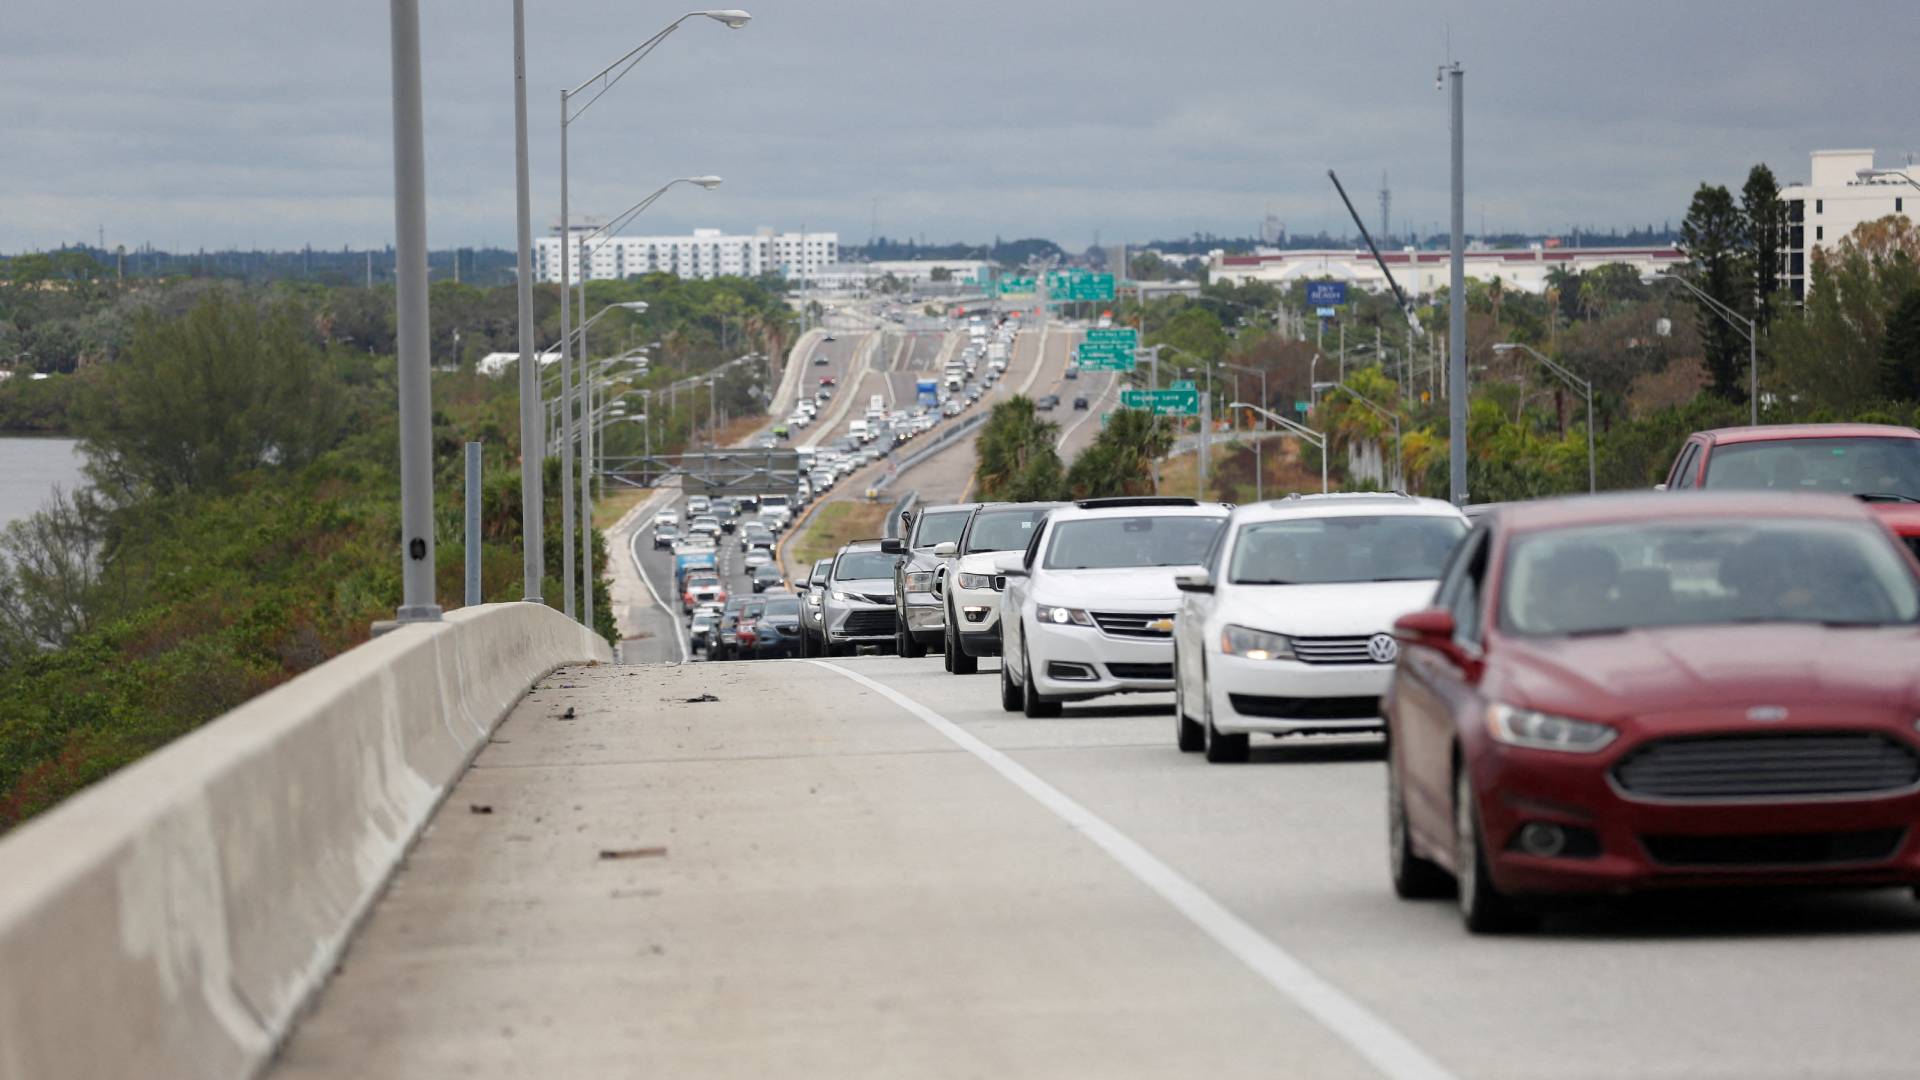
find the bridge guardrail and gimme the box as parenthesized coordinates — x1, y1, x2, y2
(0, 603, 610, 1080)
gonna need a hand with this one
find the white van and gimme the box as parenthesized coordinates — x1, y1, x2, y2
(847, 419, 870, 442)
(869, 394, 886, 413)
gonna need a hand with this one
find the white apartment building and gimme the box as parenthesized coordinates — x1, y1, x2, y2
(533, 224, 838, 283)
(1210, 244, 1684, 297)
(1779, 149, 1916, 302)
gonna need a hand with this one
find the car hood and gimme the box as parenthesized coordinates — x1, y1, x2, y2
(1215, 580, 1439, 636)
(957, 551, 1016, 574)
(1034, 566, 1196, 608)
(1496, 624, 1920, 720)
(831, 577, 895, 600)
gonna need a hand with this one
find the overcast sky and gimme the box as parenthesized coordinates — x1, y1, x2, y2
(3, 1, 1915, 254)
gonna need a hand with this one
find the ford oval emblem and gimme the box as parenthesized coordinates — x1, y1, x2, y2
(1368, 633, 1400, 664)
(1746, 705, 1789, 723)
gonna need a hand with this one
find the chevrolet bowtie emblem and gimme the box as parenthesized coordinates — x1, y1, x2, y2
(1146, 618, 1176, 633)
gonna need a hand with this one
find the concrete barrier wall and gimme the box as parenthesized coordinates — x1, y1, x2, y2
(0, 603, 611, 1080)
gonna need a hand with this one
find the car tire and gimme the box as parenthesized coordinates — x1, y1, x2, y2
(947, 605, 978, 675)
(1173, 646, 1204, 753)
(999, 635, 1025, 712)
(1455, 767, 1536, 933)
(1388, 746, 1453, 899)
(1201, 658, 1248, 763)
(1021, 633, 1062, 719)
(799, 628, 815, 658)
(900, 619, 927, 659)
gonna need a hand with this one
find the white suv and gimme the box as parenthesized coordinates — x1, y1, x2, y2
(937, 501, 1063, 675)
(996, 498, 1230, 717)
(1170, 493, 1467, 762)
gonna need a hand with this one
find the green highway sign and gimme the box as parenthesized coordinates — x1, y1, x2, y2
(1084, 327, 1137, 347)
(1043, 270, 1116, 302)
(1120, 388, 1200, 416)
(1075, 341, 1135, 369)
(1294, 400, 1311, 413)
(1170, 379, 1196, 391)
(996, 276, 1037, 295)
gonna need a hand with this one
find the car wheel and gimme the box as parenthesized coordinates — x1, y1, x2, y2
(1173, 646, 1204, 753)
(1455, 766, 1536, 933)
(1388, 745, 1452, 899)
(948, 604, 978, 675)
(799, 628, 815, 658)
(999, 633, 1025, 712)
(1021, 634, 1062, 719)
(1201, 658, 1248, 763)
(901, 617, 927, 659)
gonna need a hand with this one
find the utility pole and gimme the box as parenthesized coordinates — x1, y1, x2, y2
(389, 0, 439, 623)
(1444, 62, 1468, 507)
(510, 0, 543, 603)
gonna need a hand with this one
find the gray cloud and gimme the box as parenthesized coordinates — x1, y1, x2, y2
(3, 0, 1916, 253)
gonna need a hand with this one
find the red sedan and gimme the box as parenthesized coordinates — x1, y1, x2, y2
(1385, 492, 1920, 932)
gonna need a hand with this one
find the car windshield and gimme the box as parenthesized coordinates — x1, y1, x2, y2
(911, 511, 970, 548)
(834, 551, 901, 580)
(810, 561, 832, 585)
(755, 565, 781, 579)
(964, 508, 1051, 554)
(764, 599, 801, 618)
(1043, 515, 1225, 570)
(1501, 518, 1920, 636)
(1229, 515, 1466, 585)
(742, 601, 765, 619)
(1702, 437, 1920, 500)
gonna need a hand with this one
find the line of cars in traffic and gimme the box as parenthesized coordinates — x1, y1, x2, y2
(751, 421, 1920, 932)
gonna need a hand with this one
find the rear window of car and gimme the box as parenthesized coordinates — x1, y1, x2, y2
(1703, 437, 1920, 499)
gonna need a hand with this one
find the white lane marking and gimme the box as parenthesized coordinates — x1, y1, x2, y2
(807, 660, 1459, 1080)
(629, 507, 691, 663)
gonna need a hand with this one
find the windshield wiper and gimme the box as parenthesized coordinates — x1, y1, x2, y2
(1854, 493, 1920, 504)
(1234, 578, 1298, 585)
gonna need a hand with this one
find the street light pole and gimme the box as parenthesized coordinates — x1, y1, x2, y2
(1321, 381, 1403, 491)
(389, 0, 439, 623)
(1224, 362, 1267, 501)
(510, 0, 543, 605)
(1232, 402, 1328, 494)
(1493, 343, 1595, 493)
(1655, 271, 1758, 426)
(1443, 61, 1468, 507)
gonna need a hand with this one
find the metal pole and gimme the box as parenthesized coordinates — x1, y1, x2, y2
(1748, 323, 1757, 426)
(1586, 389, 1597, 493)
(1446, 63, 1469, 507)
(510, 0, 543, 604)
(557, 93, 577, 620)
(389, 0, 439, 623)
(579, 271, 594, 633)
(465, 441, 482, 605)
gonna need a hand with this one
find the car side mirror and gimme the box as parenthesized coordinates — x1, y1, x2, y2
(991, 550, 1027, 579)
(1652, 483, 1668, 492)
(1393, 607, 1476, 672)
(1173, 569, 1213, 593)
(932, 542, 958, 558)
(880, 537, 905, 554)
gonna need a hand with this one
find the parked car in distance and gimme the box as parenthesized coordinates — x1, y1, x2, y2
(1171, 494, 1467, 762)
(1385, 490, 1920, 933)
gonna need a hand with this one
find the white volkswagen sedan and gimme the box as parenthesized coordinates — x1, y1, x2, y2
(1171, 493, 1467, 762)
(996, 498, 1230, 718)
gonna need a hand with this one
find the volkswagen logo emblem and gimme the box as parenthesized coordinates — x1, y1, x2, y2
(1367, 633, 1399, 664)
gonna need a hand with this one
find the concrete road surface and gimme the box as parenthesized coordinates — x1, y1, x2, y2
(271, 652, 1920, 1079)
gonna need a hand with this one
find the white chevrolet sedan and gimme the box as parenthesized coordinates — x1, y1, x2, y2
(996, 498, 1230, 718)
(1171, 493, 1467, 762)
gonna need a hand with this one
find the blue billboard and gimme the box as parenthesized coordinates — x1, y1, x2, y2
(1306, 281, 1348, 307)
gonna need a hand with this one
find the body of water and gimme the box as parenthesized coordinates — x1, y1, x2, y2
(0, 438, 87, 532)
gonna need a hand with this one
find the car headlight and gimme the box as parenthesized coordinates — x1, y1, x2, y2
(957, 572, 995, 591)
(904, 570, 935, 592)
(1219, 625, 1295, 661)
(831, 590, 850, 602)
(1485, 704, 1617, 754)
(1037, 605, 1094, 627)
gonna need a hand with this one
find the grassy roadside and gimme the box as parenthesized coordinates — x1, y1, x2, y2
(789, 500, 890, 568)
(593, 486, 653, 530)
(1159, 436, 1330, 503)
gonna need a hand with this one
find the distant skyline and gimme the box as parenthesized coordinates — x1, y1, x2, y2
(4, 1, 1915, 254)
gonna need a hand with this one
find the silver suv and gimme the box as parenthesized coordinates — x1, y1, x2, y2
(882, 503, 977, 658)
(798, 557, 833, 657)
(820, 539, 904, 656)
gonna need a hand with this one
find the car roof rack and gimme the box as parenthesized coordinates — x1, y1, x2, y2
(1074, 496, 1200, 509)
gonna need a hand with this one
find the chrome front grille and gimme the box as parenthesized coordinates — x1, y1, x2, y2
(1613, 732, 1920, 801)
(1291, 636, 1379, 665)
(1091, 611, 1173, 638)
